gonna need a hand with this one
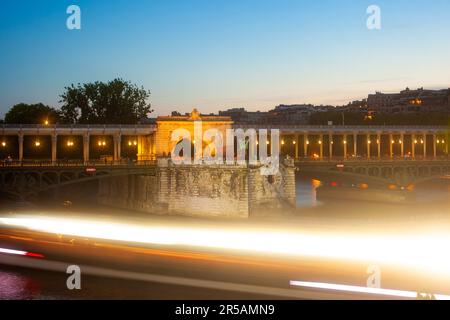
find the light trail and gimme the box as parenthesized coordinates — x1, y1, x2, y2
(0, 247, 44, 258)
(1, 215, 450, 278)
(290, 280, 450, 300)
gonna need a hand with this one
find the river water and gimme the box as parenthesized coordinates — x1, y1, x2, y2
(1, 176, 450, 299)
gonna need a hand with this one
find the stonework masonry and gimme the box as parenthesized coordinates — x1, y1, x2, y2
(98, 158, 296, 218)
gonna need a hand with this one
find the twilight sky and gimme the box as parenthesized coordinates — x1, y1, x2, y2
(1, 0, 450, 117)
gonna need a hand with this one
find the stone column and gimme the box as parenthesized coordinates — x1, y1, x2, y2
(295, 135, 299, 159)
(51, 134, 57, 163)
(446, 133, 449, 157)
(18, 133, 24, 162)
(114, 134, 122, 161)
(423, 133, 427, 158)
(343, 134, 347, 159)
(411, 134, 415, 159)
(377, 133, 381, 159)
(400, 133, 404, 158)
(328, 133, 333, 160)
(319, 134, 323, 160)
(433, 134, 437, 159)
(389, 133, 393, 159)
(353, 133, 357, 157)
(367, 134, 371, 159)
(83, 134, 90, 163)
(303, 134, 308, 159)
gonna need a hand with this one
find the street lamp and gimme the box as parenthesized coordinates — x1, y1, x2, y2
(44, 120, 49, 126)
(67, 140, 74, 147)
(35, 140, 41, 147)
(1, 141, 5, 147)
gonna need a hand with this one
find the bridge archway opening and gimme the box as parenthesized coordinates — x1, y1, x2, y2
(23, 135, 51, 160)
(121, 135, 139, 160)
(57, 135, 83, 161)
(0, 135, 19, 160)
(89, 135, 114, 160)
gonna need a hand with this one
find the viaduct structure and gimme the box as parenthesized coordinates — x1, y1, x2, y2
(1, 110, 449, 217)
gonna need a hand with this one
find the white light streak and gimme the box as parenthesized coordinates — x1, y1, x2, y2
(0, 248, 27, 256)
(1, 215, 450, 278)
(290, 280, 450, 300)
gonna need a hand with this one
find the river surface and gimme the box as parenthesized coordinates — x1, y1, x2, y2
(1, 176, 450, 299)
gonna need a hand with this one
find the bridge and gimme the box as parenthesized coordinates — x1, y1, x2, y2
(1, 116, 449, 196)
(1, 123, 448, 162)
(296, 159, 450, 187)
(0, 160, 157, 198)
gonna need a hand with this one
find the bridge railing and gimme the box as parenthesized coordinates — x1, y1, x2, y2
(294, 155, 450, 163)
(1, 124, 156, 129)
(0, 159, 157, 168)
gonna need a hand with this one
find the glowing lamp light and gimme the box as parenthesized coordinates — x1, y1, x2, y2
(35, 141, 41, 147)
(306, 141, 310, 145)
(67, 140, 74, 147)
(292, 140, 296, 145)
(266, 140, 270, 145)
(318, 140, 322, 145)
(44, 120, 49, 126)
(281, 140, 285, 145)
(1, 142, 5, 147)
(343, 140, 347, 144)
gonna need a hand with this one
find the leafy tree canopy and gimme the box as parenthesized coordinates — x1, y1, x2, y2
(4, 103, 60, 124)
(59, 78, 153, 124)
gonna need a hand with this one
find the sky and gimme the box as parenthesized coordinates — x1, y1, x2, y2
(1, 0, 450, 117)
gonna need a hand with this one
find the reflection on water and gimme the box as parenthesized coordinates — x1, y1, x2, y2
(296, 178, 322, 208)
(295, 174, 450, 220)
(0, 270, 41, 300)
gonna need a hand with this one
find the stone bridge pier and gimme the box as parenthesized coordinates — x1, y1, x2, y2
(98, 158, 296, 218)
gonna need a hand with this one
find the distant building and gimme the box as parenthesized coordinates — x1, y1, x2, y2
(340, 99, 368, 113)
(367, 87, 450, 113)
(219, 104, 334, 125)
(218, 108, 267, 124)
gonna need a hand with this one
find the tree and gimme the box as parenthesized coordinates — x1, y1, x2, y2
(59, 79, 153, 124)
(4, 103, 60, 124)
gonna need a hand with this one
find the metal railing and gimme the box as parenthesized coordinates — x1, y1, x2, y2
(0, 159, 157, 168)
(294, 155, 450, 163)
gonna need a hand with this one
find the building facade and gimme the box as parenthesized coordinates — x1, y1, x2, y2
(367, 87, 450, 114)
